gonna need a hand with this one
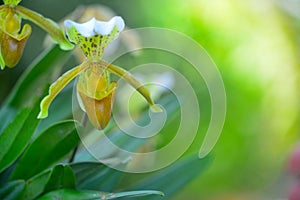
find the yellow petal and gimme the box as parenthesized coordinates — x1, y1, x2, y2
(38, 62, 89, 119)
(101, 60, 162, 112)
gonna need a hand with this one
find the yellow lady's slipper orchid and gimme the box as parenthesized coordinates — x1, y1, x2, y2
(38, 17, 161, 129)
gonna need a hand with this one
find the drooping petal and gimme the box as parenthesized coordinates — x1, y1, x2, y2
(101, 60, 162, 112)
(38, 62, 89, 119)
(15, 6, 74, 50)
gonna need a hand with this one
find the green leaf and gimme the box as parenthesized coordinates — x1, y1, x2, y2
(0, 102, 40, 173)
(11, 120, 80, 180)
(0, 45, 71, 119)
(71, 162, 122, 191)
(0, 107, 16, 134)
(44, 165, 76, 193)
(127, 154, 210, 199)
(22, 165, 76, 200)
(38, 189, 164, 200)
(105, 190, 164, 199)
(0, 180, 25, 200)
(22, 168, 51, 200)
(0, 108, 30, 163)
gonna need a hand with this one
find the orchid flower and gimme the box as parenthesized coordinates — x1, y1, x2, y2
(38, 17, 161, 129)
(0, 0, 73, 69)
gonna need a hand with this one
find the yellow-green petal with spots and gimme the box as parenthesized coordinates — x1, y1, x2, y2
(15, 6, 74, 51)
(3, 0, 21, 6)
(101, 60, 162, 113)
(38, 62, 89, 119)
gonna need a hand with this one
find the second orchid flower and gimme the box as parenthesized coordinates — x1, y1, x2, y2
(0, 0, 73, 69)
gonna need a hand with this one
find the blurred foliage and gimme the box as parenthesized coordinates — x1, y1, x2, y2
(0, 0, 300, 199)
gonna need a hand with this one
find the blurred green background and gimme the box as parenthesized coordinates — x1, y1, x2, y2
(1, 0, 300, 199)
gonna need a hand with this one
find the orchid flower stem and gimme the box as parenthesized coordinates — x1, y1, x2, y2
(15, 6, 74, 50)
(101, 60, 162, 112)
(68, 114, 87, 163)
(68, 144, 78, 163)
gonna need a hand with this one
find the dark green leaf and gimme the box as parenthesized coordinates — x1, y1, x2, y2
(0, 46, 71, 174)
(0, 107, 16, 134)
(127, 154, 210, 199)
(71, 162, 122, 191)
(4, 45, 71, 110)
(22, 168, 52, 200)
(44, 165, 76, 193)
(0, 45, 71, 132)
(11, 120, 79, 180)
(22, 164, 76, 200)
(0, 180, 25, 200)
(105, 190, 164, 199)
(43, 165, 64, 193)
(0, 103, 40, 173)
(0, 108, 30, 163)
(38, 189, 163, 200)
(61, 165, 76, 189)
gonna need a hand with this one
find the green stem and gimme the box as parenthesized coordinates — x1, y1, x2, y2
(15, 5, 74, 50)
(68, 114, 87, 163)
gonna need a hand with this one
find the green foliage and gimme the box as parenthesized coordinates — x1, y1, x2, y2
(127, 154, 210, 199)
(0, 103, 40, 173)
(38, 189, 164, 200)
(71, 162, 122, 191)
(11, 121, 80, 180)
(0, 42, 209, 199)
(0, 180, 25, 200)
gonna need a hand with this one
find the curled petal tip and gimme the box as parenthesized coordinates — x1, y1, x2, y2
(37, 111, 47, 119)
(150, 104, 163, 113)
